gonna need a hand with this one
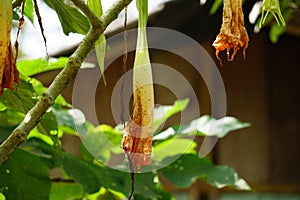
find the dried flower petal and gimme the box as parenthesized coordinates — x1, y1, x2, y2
(212, 0, 249, 65)
(0, 0, 20, 95)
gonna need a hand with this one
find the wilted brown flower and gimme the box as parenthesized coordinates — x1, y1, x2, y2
(0, 0, 20, 95)
(212, 0, 249, 65)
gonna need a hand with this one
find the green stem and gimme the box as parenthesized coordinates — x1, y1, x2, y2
(0, 0, 133, 165)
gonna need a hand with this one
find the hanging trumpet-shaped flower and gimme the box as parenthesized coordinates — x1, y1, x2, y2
(121, 0, 154, 172)
(0, 0, 19, 95)
(212, 0, 249, 65)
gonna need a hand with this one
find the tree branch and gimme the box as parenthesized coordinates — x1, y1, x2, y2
(0, 0, 133, 165)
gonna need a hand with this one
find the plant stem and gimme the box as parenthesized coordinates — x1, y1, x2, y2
(0, 0, 133, 165)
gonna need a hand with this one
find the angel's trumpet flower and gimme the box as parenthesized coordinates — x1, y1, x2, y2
(122, 0, 154, 172)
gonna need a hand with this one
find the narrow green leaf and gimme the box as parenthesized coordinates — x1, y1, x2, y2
(159, 154, 251, 190)
(210, 0, 223, 14)
(154, 98, 189, 133)
(43, 0, 90, 35)
(88, 0, 107, 85)
(24, 0, 34, 22)
(0, 149, 51, 200)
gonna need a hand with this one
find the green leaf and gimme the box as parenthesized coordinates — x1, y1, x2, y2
(0, 149, 51, 200)
(173, 115, 249, 138)
(80, 124, 123, 163)
(210, 0, 223, 14)
(154, 98, 189, 133)
(43, 0, 90, 35)
(88, 0, 107, 85)
(153, 138, 196, 162)
(87, 187, 124, 200)
(24, 0, 34, 22)
(0, 193, 5, 200)
(0, 78, 36, 113)
(0, 125, 17, 143)
(61, 153, 128, 194)
(17, 57, 68, 77)
(49, 182, 84, 200)
(159, 154, 251, 190)
(0, 109, 24, 126)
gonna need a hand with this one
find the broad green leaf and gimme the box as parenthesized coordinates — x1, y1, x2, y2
(159, 154, 251, 190)
(61, 153, 129, 194)
(88, 0, 107, 85)
(0, 78, 36, 113)
(0, 109, 24, 126)
(49, 182, 84, 200)
(43, 0, 90, 35)
(0, 149, 51, 200)
(0, 193, 5, 200)
(17, 57, 68, 77)
(24, 0, 34, 22)
(153, 115, 249, 140)
(153, 138, 196, 162)
(154, 98, 189, 133)
(52, 108, 87, 135)
(0, 125, 17, 143)
(80, 124, 123, 163)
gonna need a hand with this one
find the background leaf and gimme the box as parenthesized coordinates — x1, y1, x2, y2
(154, 115, 249, 141)
(0, 149, 51, 200)
(159, 154, 251, 190)
(43, 0, 90, 35)
(17, 57, 68, 77)
(154, 98, 189, 133)
(24, 0, 34, 22)
(49, 182, 84, 200)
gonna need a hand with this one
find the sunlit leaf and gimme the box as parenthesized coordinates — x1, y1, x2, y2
(154, 98, 189, 133)
(43, 0, 90, 35)
(153, 138, 196, 162)
(24, 0, 34, 23)
(49, 182, 84, 200)
(17, 57, 68, 77)
(154, 115, 250, 140)
(159, 154, 251, 190)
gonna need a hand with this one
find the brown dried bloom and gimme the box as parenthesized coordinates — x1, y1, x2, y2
(212, 0, 249, 65)
(0, 0, 20, 95)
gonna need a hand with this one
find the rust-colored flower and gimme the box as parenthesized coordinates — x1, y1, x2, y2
(0, 0, 20, 95)
(212, 0, 249, 65)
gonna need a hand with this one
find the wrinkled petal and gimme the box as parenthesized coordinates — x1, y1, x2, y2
(0, 0, 20, 95)
(212, 0, 249, 65)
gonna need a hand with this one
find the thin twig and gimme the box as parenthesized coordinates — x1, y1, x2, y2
(0, 0, 133, 165)
(32, 0, 49, 60)
(14, 0, 25, 63)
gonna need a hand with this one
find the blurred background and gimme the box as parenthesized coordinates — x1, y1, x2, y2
(18, 0, 300, 199)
